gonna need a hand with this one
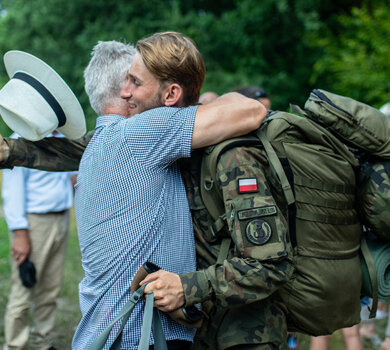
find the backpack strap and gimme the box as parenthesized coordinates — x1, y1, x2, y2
(361, 160, 390, 187)
(384, 160, 390, 179)
(257, 129, 295, 206)
(87, 284, 167, 350)
(279, 157, 297, 248)
(360, 237, 379, 319)
(256, 129, 298, 246)
(294, 176, 355, 194)
(289, 103, 307, 116)
(216, 237, 231, 265)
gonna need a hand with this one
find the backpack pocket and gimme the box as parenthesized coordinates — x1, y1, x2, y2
(304, 89, 390, 157)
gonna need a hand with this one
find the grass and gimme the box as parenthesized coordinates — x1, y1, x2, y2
(0, 172, 388, 349)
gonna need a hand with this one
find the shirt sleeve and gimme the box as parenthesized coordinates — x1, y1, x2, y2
(2, 166, 28, 231)
(180, 146, 294, 308)
(122, 106, 197, 168)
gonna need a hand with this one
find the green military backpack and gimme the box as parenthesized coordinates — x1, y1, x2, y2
(200, 89, 390, 336)
(201, 110, 363, 336)
(202, 90, 390, 335)
(291, 89, 390, 241)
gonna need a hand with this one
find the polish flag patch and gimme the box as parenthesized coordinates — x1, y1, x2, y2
(238, 178, 258, 193)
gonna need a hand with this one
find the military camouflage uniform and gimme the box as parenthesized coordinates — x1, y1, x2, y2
(1, 135, 293, 349)
(179, 146, 292, 350)
(1, 131, 93, 171)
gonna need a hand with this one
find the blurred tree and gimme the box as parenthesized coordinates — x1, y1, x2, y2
(310, 1, 390, 107)
(0, 0, 386, 136)
(167, 0, 366, 109)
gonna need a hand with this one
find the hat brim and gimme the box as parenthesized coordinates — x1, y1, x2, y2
(3, 50, 86, 139)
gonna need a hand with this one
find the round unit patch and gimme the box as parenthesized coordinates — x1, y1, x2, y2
(245, 219, 272, 245)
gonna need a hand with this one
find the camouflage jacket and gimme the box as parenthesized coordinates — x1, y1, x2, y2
(2, 134, 292, 349)
(179, 146, 293, 349)
(2, 131, 93, 170)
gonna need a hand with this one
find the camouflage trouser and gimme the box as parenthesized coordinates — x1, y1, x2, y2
(226, 344, 280, 350)
(192, 300, 288, 350)
(193, 338, 283, 350)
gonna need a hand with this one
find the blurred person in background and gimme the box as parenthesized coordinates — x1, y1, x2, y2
(2, 130, 76, 350)
(199, 91, 218, 104)
(233, 85, 271, 110)
(310, 325, 363, 350)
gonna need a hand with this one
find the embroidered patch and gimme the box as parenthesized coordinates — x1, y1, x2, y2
(238, 178, 258, 193)
(245, 219, 272, 245)
(238, 205, 277, 220)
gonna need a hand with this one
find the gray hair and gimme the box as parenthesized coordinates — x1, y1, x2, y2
(84, 40, 136, 115)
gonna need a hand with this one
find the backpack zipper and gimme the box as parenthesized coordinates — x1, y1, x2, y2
(311, 89, 354, 124)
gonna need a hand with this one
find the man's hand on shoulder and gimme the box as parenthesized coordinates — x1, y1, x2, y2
(140, 269, 185, 312)
(0, 133, 10, 164)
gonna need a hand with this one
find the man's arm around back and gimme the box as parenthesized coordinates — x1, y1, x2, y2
(192, 92, 266, 149)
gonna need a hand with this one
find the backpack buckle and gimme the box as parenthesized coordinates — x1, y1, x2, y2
(204, 177, 214, 191)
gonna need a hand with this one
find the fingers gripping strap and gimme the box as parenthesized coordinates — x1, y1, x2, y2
(87, 284, 167, 350)
(87, 284, 146, 350)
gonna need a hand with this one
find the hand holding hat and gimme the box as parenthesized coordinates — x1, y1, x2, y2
(0, 50, 86, 141)
(0, 132, 9, 163)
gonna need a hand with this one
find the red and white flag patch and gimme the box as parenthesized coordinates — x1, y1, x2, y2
(238, 178, 258, 193)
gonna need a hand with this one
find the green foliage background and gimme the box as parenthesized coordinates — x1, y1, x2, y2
(0, 1, 390, 347)
(0, 0, 388, 135)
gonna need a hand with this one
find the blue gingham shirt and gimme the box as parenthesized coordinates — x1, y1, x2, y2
(73, 106, 198, 349)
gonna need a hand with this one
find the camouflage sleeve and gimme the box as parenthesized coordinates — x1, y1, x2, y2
(180, 146, 293, 308)
(1, 130, 94, 171)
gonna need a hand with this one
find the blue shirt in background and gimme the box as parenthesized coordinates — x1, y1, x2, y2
(2, 132, 76, 231)
(73, 106, 198, 349)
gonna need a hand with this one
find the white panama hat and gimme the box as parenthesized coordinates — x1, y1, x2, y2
(380, 102, 390, 118)
(0, 50, 86, 140)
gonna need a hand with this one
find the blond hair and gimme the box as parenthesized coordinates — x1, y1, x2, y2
(136, 32, 205, 106)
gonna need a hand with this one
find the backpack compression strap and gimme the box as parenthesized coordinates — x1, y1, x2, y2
(256, 129, 295, 206)
(361, 160, 390, 186)
(360, 238, 379, 319)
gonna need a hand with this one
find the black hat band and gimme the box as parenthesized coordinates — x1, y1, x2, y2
(13, 72, 66, 128)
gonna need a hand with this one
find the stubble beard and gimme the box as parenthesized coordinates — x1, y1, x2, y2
(137, 90, 165, 115)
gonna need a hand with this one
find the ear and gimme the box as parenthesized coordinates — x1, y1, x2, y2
(162, 83, 182, 107)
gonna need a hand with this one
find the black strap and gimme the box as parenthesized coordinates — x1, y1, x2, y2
(383, 160, 390, 179)
(13, 72, 66, 127)
(280, 158, 297, 248)
(361, 161, 390, 187)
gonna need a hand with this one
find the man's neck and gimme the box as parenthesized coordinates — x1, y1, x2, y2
(102, 107, 126, 117)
